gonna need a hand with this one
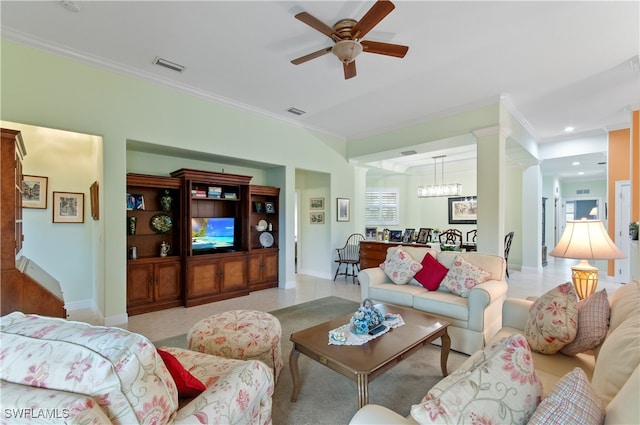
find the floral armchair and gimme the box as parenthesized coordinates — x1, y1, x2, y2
(0, 312, 274, 425)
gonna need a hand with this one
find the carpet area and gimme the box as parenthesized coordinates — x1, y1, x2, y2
(154, 296, 468, 425)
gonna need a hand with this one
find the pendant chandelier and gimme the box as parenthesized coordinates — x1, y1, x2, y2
(417, 155, 462, 198)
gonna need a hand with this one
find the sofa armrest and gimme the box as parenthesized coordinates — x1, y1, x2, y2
(466, 279, 508, 332)
(358, 267, 391, 301)
(349, 404, 416, 425)
(501, 298, 533, 331)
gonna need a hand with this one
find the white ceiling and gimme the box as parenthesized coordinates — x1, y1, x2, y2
(1, 1, 638, 181)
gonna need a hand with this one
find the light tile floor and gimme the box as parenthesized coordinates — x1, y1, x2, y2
(69, 257, 624, 342)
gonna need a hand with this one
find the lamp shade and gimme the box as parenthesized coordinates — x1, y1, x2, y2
(332, 40, 363, 64)
(549, 219, 624, 260)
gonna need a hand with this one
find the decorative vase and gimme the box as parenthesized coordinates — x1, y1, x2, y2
(127, 216, 137, 236)
(350, 298, 384, 335)
(159, 189, 173, 212)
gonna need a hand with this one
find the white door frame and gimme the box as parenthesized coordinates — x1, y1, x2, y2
(615, 180, 631, 283)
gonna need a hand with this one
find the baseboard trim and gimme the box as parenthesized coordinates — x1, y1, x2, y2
(104, 313, 128, 327)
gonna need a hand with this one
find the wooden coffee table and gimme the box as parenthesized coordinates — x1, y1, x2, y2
(289, 303, 450, 408)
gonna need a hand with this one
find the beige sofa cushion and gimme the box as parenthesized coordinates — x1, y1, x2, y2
(604, 364, 640, 425)
(607, 280, 639, 333)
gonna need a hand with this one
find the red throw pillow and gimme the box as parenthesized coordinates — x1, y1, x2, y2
(413, 253, 449, 290)
(157, 348, 206, 398)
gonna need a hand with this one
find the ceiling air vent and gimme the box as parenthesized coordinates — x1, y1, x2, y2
(153, 57, 185, 73)
(287, 107, 306, 116)
(401, 150, 417, 156)
(576, 189, 590, 195)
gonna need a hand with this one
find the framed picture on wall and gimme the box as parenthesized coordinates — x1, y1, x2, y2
(310, 211, 325, 224)
(337, 198, 350, 222)
(22, 175, 48, 209)
(310, 197, 324, 210)
(53, 191, 84, 223)
(448, 196, 477, 224)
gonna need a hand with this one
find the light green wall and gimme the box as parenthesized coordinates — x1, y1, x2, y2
(1, 39, 356, 323)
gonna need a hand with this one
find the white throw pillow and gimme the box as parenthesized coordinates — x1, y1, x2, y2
(379, 246, 423, 284)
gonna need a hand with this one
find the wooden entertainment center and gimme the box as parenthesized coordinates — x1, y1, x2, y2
(126, 168, 279, 315)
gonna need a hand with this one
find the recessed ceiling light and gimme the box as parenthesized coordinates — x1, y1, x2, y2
(564, 126, 575, 132)
(578, 171, 585, 175)
(572, 161, 580, 166)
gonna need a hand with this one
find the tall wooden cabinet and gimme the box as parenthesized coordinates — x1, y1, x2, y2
(1, 128, 66, 318)
(126, 174, 182, 315)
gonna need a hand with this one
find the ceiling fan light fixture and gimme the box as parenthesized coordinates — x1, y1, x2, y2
(332, 40, 363, 64)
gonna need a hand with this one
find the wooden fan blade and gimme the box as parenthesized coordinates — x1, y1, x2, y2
(291, 47, 333, 65)
(295, 12, 339, 39)
(351, 0, 395, 40)
(361, 40, 408, 58)
(343, 61, 357, 79)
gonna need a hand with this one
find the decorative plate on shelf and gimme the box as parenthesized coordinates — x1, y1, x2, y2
(150, 213, 172, 234)
(259, 231, 274, 248)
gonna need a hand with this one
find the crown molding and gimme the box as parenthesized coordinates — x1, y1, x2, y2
(2, 29, 345, 142)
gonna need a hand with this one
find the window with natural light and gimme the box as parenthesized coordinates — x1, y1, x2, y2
(365, 189, 399, 226)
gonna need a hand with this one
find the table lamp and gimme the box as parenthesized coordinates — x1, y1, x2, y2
(549, 219, 625, 299)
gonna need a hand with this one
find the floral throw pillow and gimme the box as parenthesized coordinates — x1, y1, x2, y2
(527, 367, 605, 425)
(524, 282, 578, 354)
(379, 247, 423, 284)
(440, 255, 491, 297)
(410, 333, 542, 425)
(560, 289, 610, 356)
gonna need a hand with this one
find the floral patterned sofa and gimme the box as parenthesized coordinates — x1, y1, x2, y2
(0, 312, 275, 424)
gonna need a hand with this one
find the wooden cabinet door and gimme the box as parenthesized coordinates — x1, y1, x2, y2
(154, 260, 181, 303)
(187, 259, 220, 298)
(127, 263, 154, 307)
(262, 250, 278, 283)
(247, 253, 263, 285)
(219, 256, 247, 292)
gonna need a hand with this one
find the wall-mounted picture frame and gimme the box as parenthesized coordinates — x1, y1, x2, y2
(310, 211, 325, 224)
(337, 198, 350, 222)
(53, 191, 84, 223)
(253, 201, 265, 213)
(310, 197, 324, 210)
(448, 196, 478, 224)
(365, 227, 377, 240)
(22, 175, 48, 209)
(265, 201, 276, 214)
(90, 181, 99, 220)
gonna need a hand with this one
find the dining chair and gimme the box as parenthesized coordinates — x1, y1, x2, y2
(439, 228, 463, 245)
(504, 231, 515, 277)
(333, 233, 365, 284)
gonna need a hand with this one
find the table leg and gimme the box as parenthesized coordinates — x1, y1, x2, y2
(440, 330, 451, 376)
(357, 373, 369, 409)
(289, 347, 301, 402)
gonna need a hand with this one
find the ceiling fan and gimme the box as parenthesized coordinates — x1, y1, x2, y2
(290, 0, 409, 80)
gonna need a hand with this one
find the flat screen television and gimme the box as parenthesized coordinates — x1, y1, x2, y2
(191, 217, 235, 254)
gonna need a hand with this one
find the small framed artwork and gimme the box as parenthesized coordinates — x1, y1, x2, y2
(265, 201, 276, 214)
(253, 201, 265, 213)
(22, 175, 48, 209)
(337, 198, 350, 222)
(53, 191, 84, 223)
(90, 181, 99, 220)
(416, 228, 431, 244)
(448, 196, 478, 224)
(126, 193, 145, 210)
(365, 227, 377, 240)
(402, 228, 415, 243)
(310, 197, 324, 210)
(310, 211, 325, 224)
(389, 230, 403, 242)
